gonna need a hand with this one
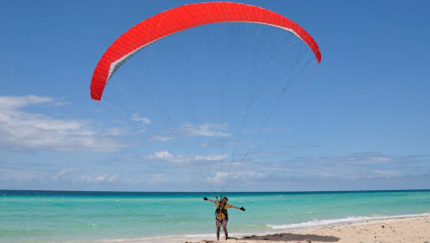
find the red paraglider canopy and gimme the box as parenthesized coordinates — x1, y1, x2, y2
(90, 2, 321, 100)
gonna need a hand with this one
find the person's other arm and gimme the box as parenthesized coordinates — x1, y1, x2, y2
(229, 204, 245, 211)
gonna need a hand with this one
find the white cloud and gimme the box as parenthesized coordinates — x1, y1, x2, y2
(150, 135, 174, 141)
(148, 151, 175, 160)
(81, 173, 119, 183)
(174, 122, 231, 137)
(344, 152, 391, 164)
(194, 154, 225, 161)
(0, 95, 129, 152)
(54, 168, 76, 180)
(205, 171, 267, 184)
(0, 95, 54, 110)
(199, 139, 239, 148)
(265, 152, 430, 181)
(205, 172, 229, 184)
(131, 113, 151, 124)
(371, 170, 400, 178)
(53, 101, 72, 106)
(146, 151, 226, 164)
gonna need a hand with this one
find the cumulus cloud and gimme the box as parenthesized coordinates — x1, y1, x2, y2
(0, 95, 129, 152)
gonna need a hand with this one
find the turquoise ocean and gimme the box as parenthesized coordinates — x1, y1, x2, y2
(1, 190, 429, 242)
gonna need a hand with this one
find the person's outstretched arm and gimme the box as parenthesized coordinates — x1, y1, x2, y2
(229, 205, 245, 211)
(203, 197, 216, 203)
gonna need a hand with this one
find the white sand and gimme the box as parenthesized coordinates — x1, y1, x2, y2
(192, 215, 430, 243)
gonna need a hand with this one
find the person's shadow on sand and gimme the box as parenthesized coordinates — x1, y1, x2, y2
(200, 232, 340, 242)
(239, 233, 340, 242)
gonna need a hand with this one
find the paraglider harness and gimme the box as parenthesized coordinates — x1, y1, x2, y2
(215, 195, 228, 223)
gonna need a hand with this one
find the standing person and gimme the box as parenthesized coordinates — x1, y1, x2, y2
(203, 196, 245, 241)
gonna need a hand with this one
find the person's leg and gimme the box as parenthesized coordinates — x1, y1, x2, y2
(216, 225, 221, 241)
(222, 225, 228, 239)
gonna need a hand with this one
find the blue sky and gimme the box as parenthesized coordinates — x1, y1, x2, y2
(1, 0, 429, 192)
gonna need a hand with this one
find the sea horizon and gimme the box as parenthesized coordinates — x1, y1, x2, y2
(2, 188, 430, 193)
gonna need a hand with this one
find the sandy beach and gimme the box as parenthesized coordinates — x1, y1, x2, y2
(194, 215, 430, 243)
